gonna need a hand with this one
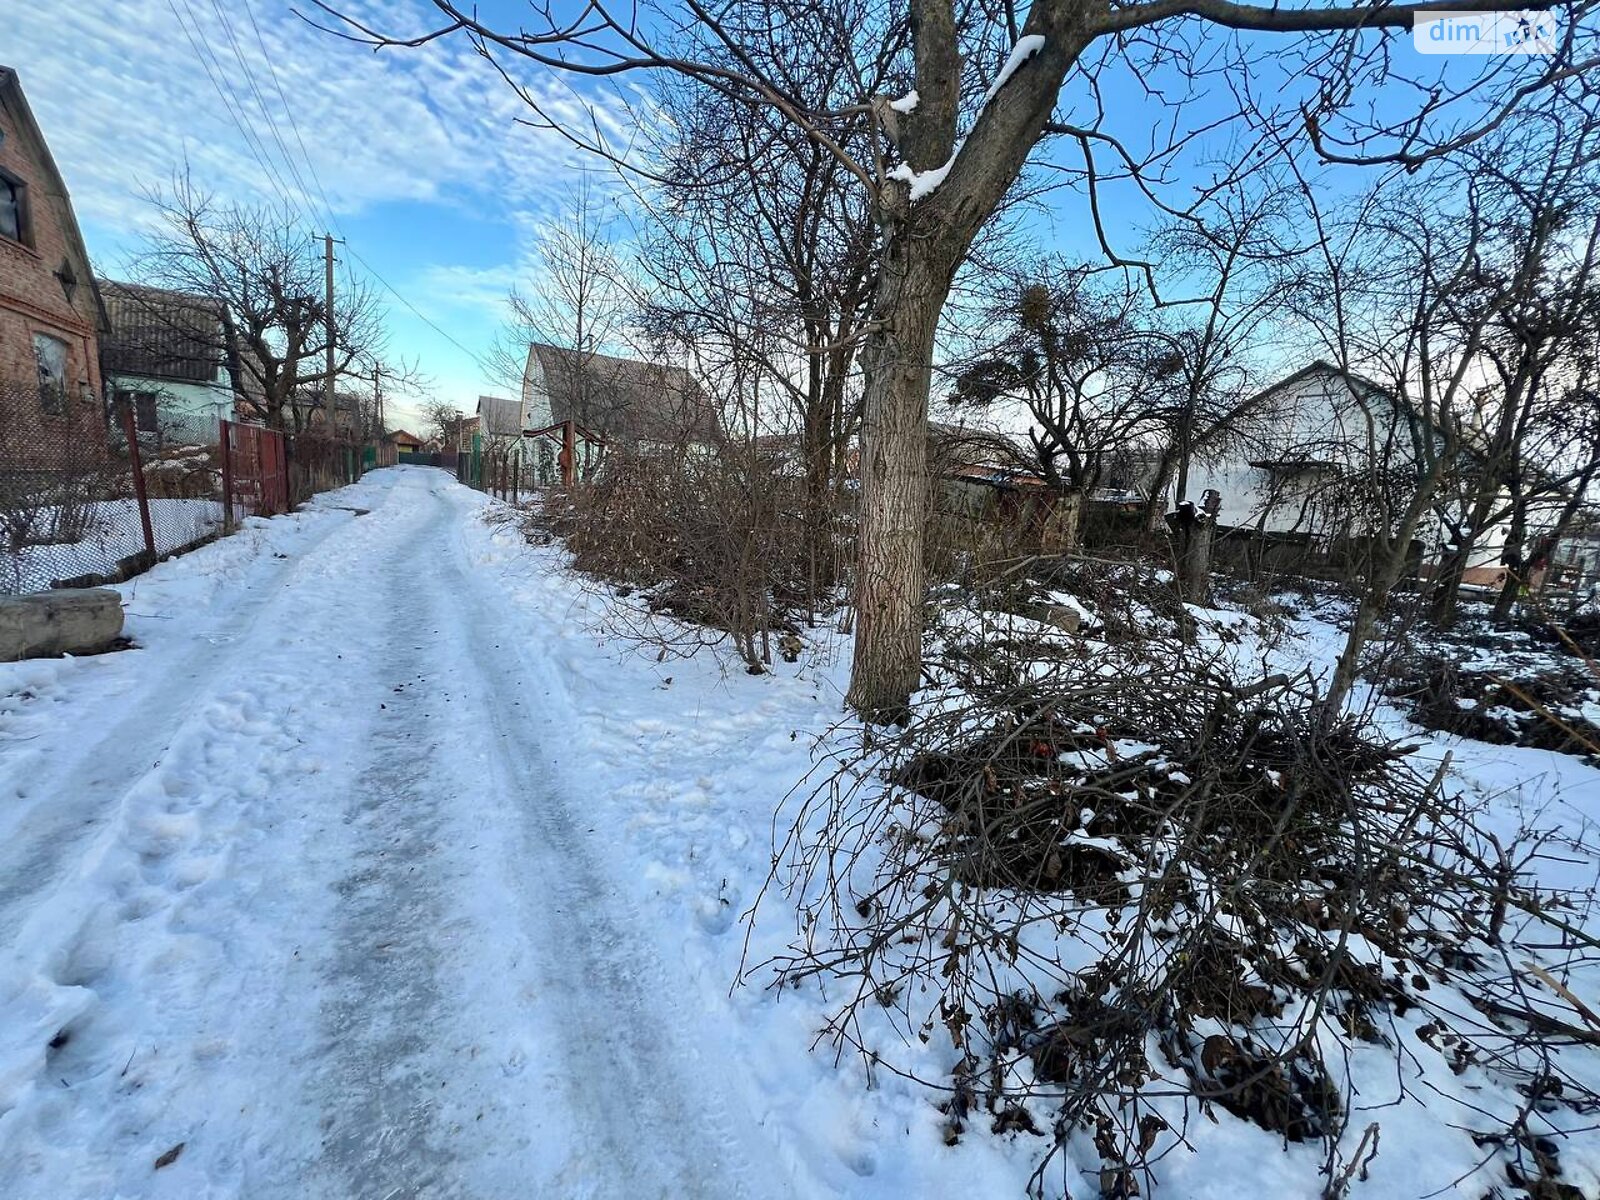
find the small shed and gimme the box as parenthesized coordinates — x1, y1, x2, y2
(387, 429, 424, 458)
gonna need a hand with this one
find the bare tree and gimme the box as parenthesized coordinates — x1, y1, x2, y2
(420, 398, 464, 446)
(948, 263, 1175, 547)
(1279, 97, 1600, 714)
(944, 187, 1290, 554)
(130, 175, 403, 433)
(309, 0, 1600, 716)
(1141, 184, 1300, 531)
(1422, 100, 1600, 625)
(492, 180, 634, 380)
(631, 7, 889, 602)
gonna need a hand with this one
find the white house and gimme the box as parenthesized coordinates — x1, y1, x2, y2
(100, 282, 234, 446)
(1185, 361, 1551, 586)
(475, 392, 538, 477)
(519, 342, 714, 482)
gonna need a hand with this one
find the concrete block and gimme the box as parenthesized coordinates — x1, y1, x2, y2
(0, 588, 125, 661)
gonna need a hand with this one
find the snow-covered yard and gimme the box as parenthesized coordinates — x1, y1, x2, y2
(2, 498, 224, 593)
(2, 465, 1598, 1198)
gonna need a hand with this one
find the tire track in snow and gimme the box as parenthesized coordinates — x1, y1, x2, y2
(302, 489, 465, 1200)
(435, 485, 788, 1200)
(296, 473, 784, 1198)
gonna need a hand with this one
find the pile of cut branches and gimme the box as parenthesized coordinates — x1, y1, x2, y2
(765, 599, 1600, 1198)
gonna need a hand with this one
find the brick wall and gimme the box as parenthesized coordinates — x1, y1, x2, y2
(0, 74, 106, 466)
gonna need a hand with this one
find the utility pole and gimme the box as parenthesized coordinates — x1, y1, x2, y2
(323, 233, 338, 436)
(372, 362, 383, 437)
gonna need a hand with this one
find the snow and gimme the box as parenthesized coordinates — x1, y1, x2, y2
(887, 157, 954, 201)
(889, 89, 919, 114)
(981, 34, 1046, 108)
(3, 466, 1599, 1198)
(888, 35, 1046, 202)
(1044, 588, 1097, 628)
(0, 468, 1016, 1197)
(2, 499, 223, 592)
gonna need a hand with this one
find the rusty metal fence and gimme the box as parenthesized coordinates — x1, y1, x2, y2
(219, 421, 373, 526)
(1, 381, 390, 596)
(220, 420, 287, 522)
(1, 380, 228, 594)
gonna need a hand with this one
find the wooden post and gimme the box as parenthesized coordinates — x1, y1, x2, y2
(1181, 520, 1215, 604)
(562, 419, 576, 487)
(220, 420, 235, 530)
(121, 399, 157, 560)
(1168, 489, 1221, 605)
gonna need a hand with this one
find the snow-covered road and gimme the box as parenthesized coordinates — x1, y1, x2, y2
(12, 466, 1600, 1200)
(0, 468, 807, 1199)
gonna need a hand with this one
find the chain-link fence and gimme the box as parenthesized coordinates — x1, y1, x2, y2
(0, 380, 224, 594)
(1, 380, 392, 596)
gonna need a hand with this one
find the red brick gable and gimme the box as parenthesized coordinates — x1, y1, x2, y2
(0, 66, 108, 467)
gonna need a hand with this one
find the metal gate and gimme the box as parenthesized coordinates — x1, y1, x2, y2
(220, 420, 288, 523)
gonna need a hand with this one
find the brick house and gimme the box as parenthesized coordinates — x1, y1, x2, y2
(0, 65, 109, 470)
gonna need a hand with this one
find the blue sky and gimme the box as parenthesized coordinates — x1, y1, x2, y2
(8, 1, 1571, 430)
(8, 0, 618, 428)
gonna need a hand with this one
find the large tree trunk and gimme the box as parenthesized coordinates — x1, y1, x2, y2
(842, 5, 1088, 716)
(846, 233, 958, 717)
(1491, 495, 1531, 621)
(1427, 540, 1472, 626)
(1142, 449, 1177, 534)
(1324, 480, 1444, 718)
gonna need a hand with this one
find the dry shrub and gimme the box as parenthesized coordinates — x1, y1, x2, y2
(763, 595, 1600, 1198)
(0, 468, 100, 552)
(550, 442, 835, 671)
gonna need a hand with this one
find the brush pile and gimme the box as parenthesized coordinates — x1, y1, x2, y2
(770, 594, 1600, 1198)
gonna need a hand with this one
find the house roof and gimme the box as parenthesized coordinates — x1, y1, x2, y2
(1261, 359, 1529, 479)
(1260, 359, 1485, 452)
(386, 428, 422, 445)
(476, 394, 525, 438)
(1256, 359, 1392, 407)
(927, 420, 1030, 470)
(945, 462, 1049, 490)
(525, 343, 716, 443)
(1248, 456, 1341, 474)
(0, 67, 109, 336)
(99, 281, 224, 384)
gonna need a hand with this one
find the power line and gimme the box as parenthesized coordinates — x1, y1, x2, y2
(205, 0, 323, 220)
(344, 242, 496, 376)
(240, 0, 344, 237)
(164, 0, 311, 223)
(169, 0, 495, 386)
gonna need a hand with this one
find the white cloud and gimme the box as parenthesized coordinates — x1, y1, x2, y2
(409, 262, 524, 324)
(7, 0, 626, 234)
(6, 0, 647, 406)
